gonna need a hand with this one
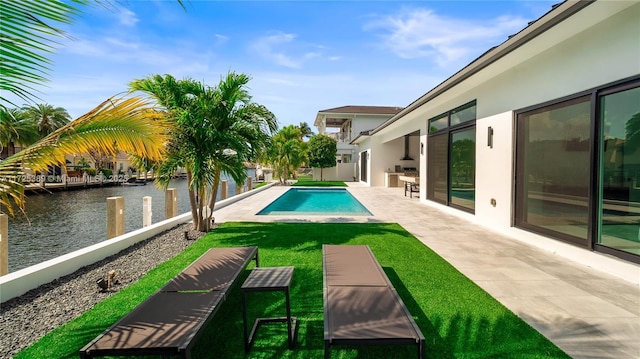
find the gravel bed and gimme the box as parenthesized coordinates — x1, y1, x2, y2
(0, 223, 205, 358)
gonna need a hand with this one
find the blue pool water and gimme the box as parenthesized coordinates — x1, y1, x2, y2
(257, 188, 371, 215)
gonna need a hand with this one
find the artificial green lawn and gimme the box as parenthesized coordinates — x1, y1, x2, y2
(17, 222, 569, 358)
(292, 180, 346, 187)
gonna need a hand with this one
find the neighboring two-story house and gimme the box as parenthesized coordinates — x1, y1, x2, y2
(313, 105, 403, 181)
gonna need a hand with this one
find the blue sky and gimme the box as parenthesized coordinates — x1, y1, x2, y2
(17, 0, 557, 129)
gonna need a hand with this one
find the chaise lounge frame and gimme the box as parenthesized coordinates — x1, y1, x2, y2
(322, 244, 425, 359)
(79, 246, 259, 359)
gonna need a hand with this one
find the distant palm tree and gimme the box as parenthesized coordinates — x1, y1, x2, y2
(0, 108, 39, 158)
(131, 72, 277, 231)
(0, 95, 171, 215)
(298, 121, 315, 139)
(22, 104, 71, 138)
(269, 125, 308, 183)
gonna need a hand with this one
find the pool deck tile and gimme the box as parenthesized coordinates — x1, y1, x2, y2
(212, 183, 640, 359)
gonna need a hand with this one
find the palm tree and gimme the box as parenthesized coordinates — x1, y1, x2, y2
(0, 0, 81, 109)
(0, 95, 171, 215)
(269, 125, 308, 184)
(298, 121, 314, 139)
(130, 72, 278, 231)
(0, 0, 185, 111)
(22, 103, 71, 138)
(0, 108, 39, 158)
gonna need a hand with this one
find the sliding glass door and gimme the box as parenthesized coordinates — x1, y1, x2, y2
(427, 101, 476, 212)
(598, 85, 640, 256)
(515, 77, 639, 261)
(515, 96, 591, 245)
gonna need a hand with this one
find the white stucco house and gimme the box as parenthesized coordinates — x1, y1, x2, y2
(312, 105, 403, 181)
(351, 0, 640, 271)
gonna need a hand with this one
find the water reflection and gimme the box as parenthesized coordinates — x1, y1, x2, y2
(7, 178, 240, 272)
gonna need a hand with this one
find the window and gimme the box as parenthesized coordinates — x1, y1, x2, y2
(427, 100, 476, 212)
(515, 95, 591, 244)
(514, 77, 640, 263)
(429, 115, 448, 133)
(427, 134, 448, 203)
(450, 128, 476, 211)
(598, 85, 640, 256)
(450, 102, 476, 126)
(360, 151, 368, 182)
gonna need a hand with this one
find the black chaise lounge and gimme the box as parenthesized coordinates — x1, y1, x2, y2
(80, 246, 259, 359)
(322, 244, 425, 359)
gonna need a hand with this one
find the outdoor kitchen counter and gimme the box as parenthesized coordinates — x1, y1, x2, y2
(385, 172, 404, 187)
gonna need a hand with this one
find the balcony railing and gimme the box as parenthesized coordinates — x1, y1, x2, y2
(326, 132, 351, 143)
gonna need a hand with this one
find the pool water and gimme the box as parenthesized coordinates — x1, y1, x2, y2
(257, 188, 372, 215)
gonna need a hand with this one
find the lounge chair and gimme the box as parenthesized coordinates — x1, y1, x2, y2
(80, 246, 259, 359)
(322, 244, 425, 358)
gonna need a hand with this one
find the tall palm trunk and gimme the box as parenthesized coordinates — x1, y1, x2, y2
(186, 171, 199, 230)
(207, 169, 221, 214)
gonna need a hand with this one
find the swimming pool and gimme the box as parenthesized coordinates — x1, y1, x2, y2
(257, 188, 372, 216)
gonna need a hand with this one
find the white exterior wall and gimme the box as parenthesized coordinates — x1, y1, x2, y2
(474, 112, 514, 229)
(363, 1, 639, 264)
(474, 2, 639, 118)
(371, 0, 639, 207)
(473, 2, 638, 231)
(350, 116, 389, 137)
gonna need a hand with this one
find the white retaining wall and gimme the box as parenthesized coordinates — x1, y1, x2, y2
(0, 183, 274, 302)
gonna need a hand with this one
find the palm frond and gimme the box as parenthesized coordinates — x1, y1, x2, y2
(0, 95, 172, 214)
(0, 0, 81, 104)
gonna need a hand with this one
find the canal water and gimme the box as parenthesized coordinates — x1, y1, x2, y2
(7, 175, 248, 273)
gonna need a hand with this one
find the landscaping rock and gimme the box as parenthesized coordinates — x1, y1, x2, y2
(0, 223, 204, 358)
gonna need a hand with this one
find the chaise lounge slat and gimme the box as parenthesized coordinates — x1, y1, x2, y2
(79, 291, 223, 358)
(323, 245, 425, 359)
(326, 286, 422, 340)
(162, 246, 259, 292)
(323, 245, 388, 286)
(80, 246, 258, 359)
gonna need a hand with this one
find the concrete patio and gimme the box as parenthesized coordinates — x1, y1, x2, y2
(211, 183, 640, 359)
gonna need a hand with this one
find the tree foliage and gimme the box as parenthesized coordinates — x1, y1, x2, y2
(308, 134, 337, 181)
(298, 121, 314, 139)
(0, 95, 171, 215)
(0, 108, 39, 157)
(0, 0, 185, 110)
(21, 103, 71, 137)
(268, 125, 308, 184)
(130, 72, 277, 231)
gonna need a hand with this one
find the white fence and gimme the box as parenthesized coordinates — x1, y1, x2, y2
(312, 163, 356, 182)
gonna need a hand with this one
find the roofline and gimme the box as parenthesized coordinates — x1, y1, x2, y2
(370, 0, 595, 136)
(317, 105, 403, 114)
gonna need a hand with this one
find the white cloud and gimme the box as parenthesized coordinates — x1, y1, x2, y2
(249, 32, 337, 69)
(247, 70, 441, 127)
(364, 7, 527, 68)
(250, 32, 302, 68)
(105, 37, 140, 50)
(214, 34, 229, 46)
(117, 8, 139, 27)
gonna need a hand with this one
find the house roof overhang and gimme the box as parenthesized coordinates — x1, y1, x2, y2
(369, 0, 597, 136)
(314, 105, 404, 128)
